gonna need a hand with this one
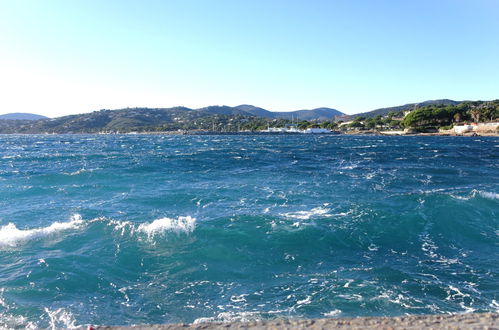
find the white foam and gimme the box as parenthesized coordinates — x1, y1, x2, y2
(44, 307, 78, 329)
(107, 219, 134, 236)
(323, 309, 342, 317)
(490, 300, 499, 312)
(0, 313, 36, 330)
(193, 311, 261, 324)
(474, 190, 499, 200)
(0, 214, 84, 248)
(137, 216, 196, 237)
(296, 296, 312, 305)
(280, 207, 330, 220)
(63, 168, 88, 176)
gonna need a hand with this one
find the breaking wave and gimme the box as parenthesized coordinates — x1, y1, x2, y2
(0, 214, 84, 248)
(473, 190, 499, 200)
(0, 214, 197, 249)
(137, 216, 197, 237)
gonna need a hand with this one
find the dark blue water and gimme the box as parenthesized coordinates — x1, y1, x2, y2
(0, 134, 498, 328)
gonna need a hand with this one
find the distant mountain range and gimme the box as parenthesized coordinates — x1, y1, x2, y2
(0, 99, 483, 133)
(0, 113, 48, 120)
(0, 105, 344, 133)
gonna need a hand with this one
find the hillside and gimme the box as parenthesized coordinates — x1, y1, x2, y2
(0, 105, 344, 133)
(0, 113, 48, 120)
(347, 99, 460, 119)
(1, 100, 495, 134)
(197, 105, 344, 120)
(273, 107, 344, 120)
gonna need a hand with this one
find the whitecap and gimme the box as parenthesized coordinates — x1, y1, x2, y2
(449, 194, 472, 201)
(137, 216, 196, 237)
(474, 190, 499, 200)
(323, 309, 341, 317)
(338, 294, 363, 301)
(490, 300, 499, 312)
(0, 214, 84, 248)
(280, 207, 330, 220)
(343, 279, 354, 288)
(296, 296, 312, 305)
(107, 219, 134, 236)
(230, 294, 249, 303)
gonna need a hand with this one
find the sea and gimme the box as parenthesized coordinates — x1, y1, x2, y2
(0, 134, 498, 328)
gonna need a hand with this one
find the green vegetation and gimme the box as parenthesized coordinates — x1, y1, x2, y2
(0, 100, 497, 134)
(401, 100, 499, 130)
(346, 99, 459, 120)
(342, 114, 403, 131)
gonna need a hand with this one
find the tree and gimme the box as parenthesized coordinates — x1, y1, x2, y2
(470, 109, 480, 123)
(389, 120, 400, 128)
(365, 118, 376, 129)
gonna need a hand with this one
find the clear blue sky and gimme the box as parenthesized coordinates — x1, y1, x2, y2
(0, 0, 498, 117)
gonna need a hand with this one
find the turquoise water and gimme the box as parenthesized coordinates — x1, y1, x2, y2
(0, 134, 498, 328)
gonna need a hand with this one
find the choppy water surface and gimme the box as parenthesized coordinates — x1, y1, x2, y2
(0, 134, 498, 328)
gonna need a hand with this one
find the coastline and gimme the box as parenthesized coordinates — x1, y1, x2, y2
(91, 313, 498, 329)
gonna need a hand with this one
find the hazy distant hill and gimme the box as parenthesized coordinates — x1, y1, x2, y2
(347, 99, 461, 119)
(0, 113, 48, 120)
(273, 107, 344, 121)
(233, 105, 273, 117)
(197, 105, 344, 120)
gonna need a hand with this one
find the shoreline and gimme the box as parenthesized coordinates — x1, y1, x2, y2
(0, 131, 498, 136)
(92, 313, 498, 329)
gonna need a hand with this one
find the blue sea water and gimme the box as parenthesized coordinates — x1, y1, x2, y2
(0, 134, 498, 328)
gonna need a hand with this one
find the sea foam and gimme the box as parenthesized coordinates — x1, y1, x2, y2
(280, 206, 330, 220)
(0, 214, 84, 248)
(137, 216, 196, 237)
(474, 190, 499, 200)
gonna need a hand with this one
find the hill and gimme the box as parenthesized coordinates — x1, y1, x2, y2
(274, 107, 344, 121)
(197, 105, 344, 120)
(347, 99, 460, 119)
(0, 105, 344, 133)
(0, 113, 48, 120)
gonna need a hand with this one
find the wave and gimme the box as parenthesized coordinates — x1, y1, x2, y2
(106, 216, 197, 238)
(0, 214, 197, 248)
(413, 188, 499, 202)
(279, 206, 330, 220)
(136, 216, 196, 237)
(473, 190, 499, 200)
(63, 168, 93, 176)
(0, 214, 84, 248)
(447, 190, 499, 201)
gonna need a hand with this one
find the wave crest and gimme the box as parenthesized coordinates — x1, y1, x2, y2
(0, 214, 84, 248)
(473, 190, 499, 201)
(137, 216, 196, 237)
